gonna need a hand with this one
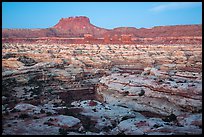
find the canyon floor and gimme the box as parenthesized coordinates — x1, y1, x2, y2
(2, 43, 202, 135)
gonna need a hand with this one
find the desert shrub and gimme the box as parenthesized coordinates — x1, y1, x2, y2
(59, 128, 68, 135)
(138, 89, 145, 96)
(40, 109, 45, 114)
(19, 113, 30, 119)
(46, 112, 52, 116)
(17, 56, 37, 66)
(2, 53, 16, 59)
(162, 114, 177, 122)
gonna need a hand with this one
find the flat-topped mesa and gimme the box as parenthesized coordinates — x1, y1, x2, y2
(2, 16, 202, 44)
(50, 16, 109, 38)
(53, 16, 91, 30)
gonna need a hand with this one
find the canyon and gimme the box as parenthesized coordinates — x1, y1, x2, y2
(2, 16, 202, 135)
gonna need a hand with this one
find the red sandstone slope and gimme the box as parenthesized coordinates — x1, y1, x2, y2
(107, 25, 202, 38)
(2, 16, 109, 38)
(2, 16, 202, 38)
(52, 16, 109, 37)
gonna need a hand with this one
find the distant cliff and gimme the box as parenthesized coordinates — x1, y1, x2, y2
(2, 16, 202, 39)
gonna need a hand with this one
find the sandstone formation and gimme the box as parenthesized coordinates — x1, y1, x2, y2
(2, 41, 202, 135)
(2, 15, 202, 135)
(53, 16, 108, 37)
(2, 16, 202, 44)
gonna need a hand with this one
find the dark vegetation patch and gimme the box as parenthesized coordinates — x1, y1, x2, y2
(153, 124, 162, 128)
(46, 112, 53, 116)
(162, 114, 177, 122)
(18, 113, 30, 119)
(17, 56, 37, 66)
(2, 78, 17, 95)
(59, 128, 68, 135)
(2, 53, 17, 59)
(138, 89, 145, 96)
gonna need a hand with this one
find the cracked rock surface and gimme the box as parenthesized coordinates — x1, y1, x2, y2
(2, 43, 202, 135)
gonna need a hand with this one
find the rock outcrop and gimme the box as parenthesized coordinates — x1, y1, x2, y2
(2, 16, 202, 45)
(2, 42, 202, 135)
(53, 16, 109, 37)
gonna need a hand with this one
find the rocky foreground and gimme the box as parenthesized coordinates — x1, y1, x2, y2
(2, 43, 202, 135)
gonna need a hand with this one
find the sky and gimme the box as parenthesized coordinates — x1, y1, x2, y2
(2, 2, 202, 29)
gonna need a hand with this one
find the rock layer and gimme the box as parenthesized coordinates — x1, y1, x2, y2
(2, 16, 202, 45)
(2, 42, 202, 135)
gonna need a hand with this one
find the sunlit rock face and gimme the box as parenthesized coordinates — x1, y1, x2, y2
(95, 44, 202, 116)
(2, 16, 202, 45)
(2, 42, 202, 135)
